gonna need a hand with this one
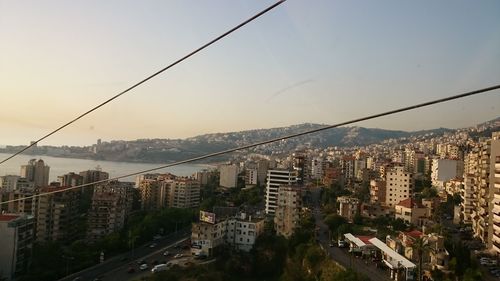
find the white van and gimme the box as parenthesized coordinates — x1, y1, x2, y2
(151, 263, 168, 273)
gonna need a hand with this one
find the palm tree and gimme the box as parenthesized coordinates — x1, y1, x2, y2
(412, 237, 432, 281)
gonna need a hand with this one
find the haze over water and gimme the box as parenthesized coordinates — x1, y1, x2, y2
(0, 153, 211, 183)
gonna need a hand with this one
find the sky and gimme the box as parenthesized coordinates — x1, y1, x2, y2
(1, 0, 499, 146)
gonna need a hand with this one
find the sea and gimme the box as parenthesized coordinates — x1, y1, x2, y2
(0, 153, 212, 183)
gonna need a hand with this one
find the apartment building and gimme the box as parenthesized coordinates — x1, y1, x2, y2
(219, 164, 239, 188)
(460, 175, 476, 224)
(86, 181, 134, 242)
(265, 169, 297, 215)
(0, 214, 34, 281)
(0, 190, 37, 216)
(137, 178, 171, 211)
(311, 157, 323, 180)
(470, 137, 492, 245)
(226, 214, 265, 251)
(431, 159, 463, 189)
(274, 185, 302, 238)
(168, 178, 200, 208)
(337, 196, 360, 222)
(394, 198, 429, 226)
(385, 166, 414, 207)
(191, 212, 265, 256)
(245, 168, 258, 187)
(35, 186, 80, 242)
(488, 132, 500, 254)
(370, 179, 386, 204)
(20, 159, 50, 188)
(57, 172, 84, 187)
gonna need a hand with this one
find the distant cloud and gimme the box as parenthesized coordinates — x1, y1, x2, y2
(266, 79, 315, 102)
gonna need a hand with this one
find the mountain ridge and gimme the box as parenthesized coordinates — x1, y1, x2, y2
(1, 117, 498, 164)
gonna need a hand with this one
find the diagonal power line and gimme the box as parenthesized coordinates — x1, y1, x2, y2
(0, 0, 287, 166)
(1, 83, 499, 205)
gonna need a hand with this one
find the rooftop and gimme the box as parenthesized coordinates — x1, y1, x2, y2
(396, 198, 423, 209)
(0, 214, 20, 222)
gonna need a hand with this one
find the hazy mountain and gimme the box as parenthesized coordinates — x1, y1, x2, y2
(1, 117, 498, 164)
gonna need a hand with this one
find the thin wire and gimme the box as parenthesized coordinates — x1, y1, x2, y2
(0, 0, 287, 166)
(2, 84, 499, 205)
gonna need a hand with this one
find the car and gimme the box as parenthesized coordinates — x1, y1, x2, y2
(127, 267, 135, 274)
(136, 259, 146, 265)
(163, 251, 170, 256)
(174, 253, 183, 258)
(151, 263, 168, 273)
(194, 254, 207, 260)
(139, 263, 149, 271)
(338, 240, 347, 248)
(149, 243, 157, 248)
(329, 242, 335, 247)
(93, 278, 102, 281)
(153, 234, 162, 240)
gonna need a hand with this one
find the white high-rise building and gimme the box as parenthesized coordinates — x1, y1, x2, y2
(431, 159, 463, 188)
(219, 164, 239, 188)
(265, 169, 297, 214)
(385, 166, 414, 207)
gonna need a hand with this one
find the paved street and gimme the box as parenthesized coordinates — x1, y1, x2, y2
(59, 228, 191, 281)
(311, 187, 390, 281)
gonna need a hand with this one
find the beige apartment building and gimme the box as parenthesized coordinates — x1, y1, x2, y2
(385, 166, 414, 207)
(138, 178, 171, 211)
(488, 132, 500, 254)
(168, 178, 200, 208)
(274, 185, 302, 238)
(86, 181, 134, 242)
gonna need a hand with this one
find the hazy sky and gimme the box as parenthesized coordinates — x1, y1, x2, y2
(1, 0, 499, 146)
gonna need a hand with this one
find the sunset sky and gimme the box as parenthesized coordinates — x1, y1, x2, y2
(1, 0, 499, 146)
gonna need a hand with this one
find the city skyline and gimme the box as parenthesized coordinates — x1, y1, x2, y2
(1, 0, 500, 147)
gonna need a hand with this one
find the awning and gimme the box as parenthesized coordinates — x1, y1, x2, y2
(369, 237, 416, 269)
(344, 233, 366, 247)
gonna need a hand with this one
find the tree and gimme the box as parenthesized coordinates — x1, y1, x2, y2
(391, 218, 408, 231)
(463, 268, 482, 281)
(412, 237, 432, 281)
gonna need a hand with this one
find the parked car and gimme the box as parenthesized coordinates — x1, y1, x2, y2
(139, 263, 149, 271)
(163, 250, 170, 256)
(174, 253, 183, 258)
(338, 240, 347, 248)
(149, 243, 157, 248)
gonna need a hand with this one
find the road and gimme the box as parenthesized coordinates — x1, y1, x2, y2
(59, 228, 191, 281)
(311, 187, 390, 281)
